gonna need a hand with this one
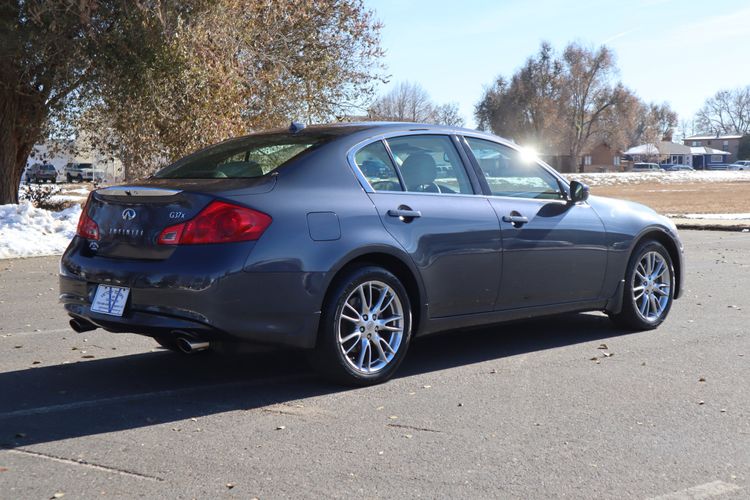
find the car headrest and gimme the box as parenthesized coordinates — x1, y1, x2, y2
(400, 153, 437, 189)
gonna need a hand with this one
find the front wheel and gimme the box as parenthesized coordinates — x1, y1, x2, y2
(610, 241, 674, 330)
(310, 266, 412, 386)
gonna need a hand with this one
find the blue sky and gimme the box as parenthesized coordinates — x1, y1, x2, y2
(365, 0, 750, 128)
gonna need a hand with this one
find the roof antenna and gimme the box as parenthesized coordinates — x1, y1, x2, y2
(289, 121, 306, 134)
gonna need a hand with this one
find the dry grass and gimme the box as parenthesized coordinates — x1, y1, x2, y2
(592, 182, 750, 215)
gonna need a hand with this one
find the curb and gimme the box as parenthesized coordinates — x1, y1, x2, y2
(671, 220, 750, 232)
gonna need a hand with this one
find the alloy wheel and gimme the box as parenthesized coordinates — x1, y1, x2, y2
(632, 251, 671, 322)
(337, 280, 404, 374)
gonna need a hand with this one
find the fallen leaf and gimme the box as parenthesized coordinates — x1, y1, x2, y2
(602, 352, 613, 358)
(388, 415, 398, 420)
(597, 344, 608, 350)
(698, 377, 706, 382)
(720, 408, 727, 413)
(698, 400, 705, 405)
(457, 403, 463, 407)
(422, 385, 431, 389)
(404, 434, 413, 439)
(489, 369, 497, 374)
(51, 493, 65, 499)
(276, 426, 286, 430)
(226, 483, 235, 489)
(81, 355, 95, 359)
(32, 361, 40, 365)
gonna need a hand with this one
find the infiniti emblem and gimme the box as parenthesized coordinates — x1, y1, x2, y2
(122, 208, 137, 221)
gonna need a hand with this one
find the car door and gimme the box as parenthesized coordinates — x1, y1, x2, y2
(462, 136, 608, 310)
(352, 135, 502, 318)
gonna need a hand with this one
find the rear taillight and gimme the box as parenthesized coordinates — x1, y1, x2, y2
(157, 200, 272, 245)
(76, 193, 100, 240)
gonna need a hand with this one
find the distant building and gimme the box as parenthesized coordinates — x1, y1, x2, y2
(623, 141, 730, 170)
(541, 142, 625, 173)
(684, 134, 742, 160)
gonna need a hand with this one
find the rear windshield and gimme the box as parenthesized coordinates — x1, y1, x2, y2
(154, 133, 330, 179)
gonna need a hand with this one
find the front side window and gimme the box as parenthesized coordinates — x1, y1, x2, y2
(353, 141, 403, 192)
(465, 137, 564, 200)
(385, 135, 472, 194)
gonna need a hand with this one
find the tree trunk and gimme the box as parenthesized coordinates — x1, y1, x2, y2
(564, 151, 578, 173)
(0, 90, 44, 205)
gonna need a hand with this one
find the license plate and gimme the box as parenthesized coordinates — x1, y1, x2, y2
(91, 285, 130, 317)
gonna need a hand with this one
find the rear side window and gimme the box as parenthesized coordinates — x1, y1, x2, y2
(353, 141, 403, 192)
(156, 134, 329, 179)
(385, 135, 473, 194)
(465, 137, 564, 199)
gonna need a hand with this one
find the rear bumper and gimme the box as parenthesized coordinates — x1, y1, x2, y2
(59, 237, 325, 349)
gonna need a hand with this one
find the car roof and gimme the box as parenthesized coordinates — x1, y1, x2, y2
(232, 121, 506, 144)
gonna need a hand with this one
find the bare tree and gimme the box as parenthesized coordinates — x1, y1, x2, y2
(432, 103, 465, 127)
(475, 41, 674, 172)
(368, 82, 434, 122)
(559, 43, 628, 172)
(475, 42, 564, 150)
(675, 118, 696, 143)
(368, 81, 465, 126)
(695, 86, 750, 135)
(619, 97, 678, 147)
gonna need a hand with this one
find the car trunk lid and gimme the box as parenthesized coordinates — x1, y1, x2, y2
(86, 177, 275, 260)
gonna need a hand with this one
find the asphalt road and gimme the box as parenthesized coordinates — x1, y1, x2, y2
(0, 230, 748, 499)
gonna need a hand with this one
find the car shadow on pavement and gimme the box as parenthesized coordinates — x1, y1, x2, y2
(0, 312, 634, 449)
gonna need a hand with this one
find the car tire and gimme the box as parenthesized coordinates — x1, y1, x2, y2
(309, 266, 412, 386)
(609, 240, 675, 330)
(77, 175, 83, 182)
(66, 174, 72, 183)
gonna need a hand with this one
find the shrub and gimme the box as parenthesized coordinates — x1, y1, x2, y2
(18, 184, 69, 211)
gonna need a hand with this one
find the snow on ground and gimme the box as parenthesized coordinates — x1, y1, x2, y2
(562, 170, 750, 187)
(671, 213, 750, 220)
(0, 202, 81, 259)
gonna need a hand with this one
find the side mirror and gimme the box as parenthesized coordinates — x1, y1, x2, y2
(569, 180, 590, 203)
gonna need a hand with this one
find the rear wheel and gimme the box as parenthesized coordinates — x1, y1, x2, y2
(610, 241, 674, 330)
(66, 174, 72, 183)
(310, 266, 412, 386)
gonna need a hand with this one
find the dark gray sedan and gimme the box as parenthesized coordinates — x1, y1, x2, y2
(60, 123, 684, 385)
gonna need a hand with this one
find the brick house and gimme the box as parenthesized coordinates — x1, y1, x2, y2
(684, 134, 741, 160)
(540, 142, 625, 173)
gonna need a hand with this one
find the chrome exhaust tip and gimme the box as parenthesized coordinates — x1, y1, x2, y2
(175, 336, 210, 354)
(70, 318, 97, 333)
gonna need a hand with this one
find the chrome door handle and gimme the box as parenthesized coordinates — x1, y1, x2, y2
(502, 215, 528, 224)
(388, 209, 422, 219)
